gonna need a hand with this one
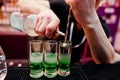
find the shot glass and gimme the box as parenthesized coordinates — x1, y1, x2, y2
(29, 40, 44, 78)
(58, 41, 72, 77)
(44, 40, 58, 78)
(0, 46, 7, 80)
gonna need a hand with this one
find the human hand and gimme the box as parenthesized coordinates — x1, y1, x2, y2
(34, 9, 60, 39)
(65, 0, 99, 27)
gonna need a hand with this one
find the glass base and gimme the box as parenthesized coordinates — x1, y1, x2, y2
(0, 72, 7, 80)
(58, 70, 70, 77)
(30, 71, 43, 78)
(44, 71, 57, 78)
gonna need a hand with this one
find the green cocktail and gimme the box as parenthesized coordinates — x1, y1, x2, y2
(58, 41, 72, 77)
(44, 53, 57, 78)
(58, 55, 71, 76)
(30, 52, 43, 78)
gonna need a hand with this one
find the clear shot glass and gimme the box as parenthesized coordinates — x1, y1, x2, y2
(58, 41, 72, 77)
(44, 40, 58, 78)
(0, 46, 7, 80)
(29, 40, 44, 78)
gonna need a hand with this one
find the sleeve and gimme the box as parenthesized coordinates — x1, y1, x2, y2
(49, 0, 69, 17)
(49, 0, 70, 36)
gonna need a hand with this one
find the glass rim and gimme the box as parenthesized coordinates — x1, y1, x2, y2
(44, 40, 58, 44)
(59, 40, 72, 44)
(59, 41, 72, 48)
(29, 40, 43, 44)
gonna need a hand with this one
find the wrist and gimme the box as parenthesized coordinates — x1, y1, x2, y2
(82, 16, 100, 29)
(17, 0, 50, 14)
(34, 1, 50, 14)
(81, 13, 99, 27)
(38, 0, 50, 9)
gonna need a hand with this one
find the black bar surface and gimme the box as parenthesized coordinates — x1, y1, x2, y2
(5, 64, 120, 80)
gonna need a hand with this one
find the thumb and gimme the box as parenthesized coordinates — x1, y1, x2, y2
(65, 0, 72, 5)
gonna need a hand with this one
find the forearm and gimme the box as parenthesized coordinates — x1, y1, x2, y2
(17, 0, 50, 14)
(82, 15, 115, 64)
(65, 0, 115, 64)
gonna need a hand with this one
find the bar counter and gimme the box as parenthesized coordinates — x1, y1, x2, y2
(5, 64, 120, 80)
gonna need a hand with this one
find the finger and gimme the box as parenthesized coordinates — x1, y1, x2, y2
(34, 17, 40, 32)
(34, 18, 45, 38)
(34, 17, 43, 32)
(35, 17, 50, 38)
(45, 20, 59, 38)
(52, 27, 59, 39)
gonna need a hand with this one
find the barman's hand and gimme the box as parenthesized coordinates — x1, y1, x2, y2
(34, 9, 60, 39)
(65, 0, 98, 27)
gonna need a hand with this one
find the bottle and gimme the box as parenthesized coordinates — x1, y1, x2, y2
(23, 14, 38, 37)
(10, 12, 65, 37)
(10, 12, 24, 31)
(10, 12, 38, 37)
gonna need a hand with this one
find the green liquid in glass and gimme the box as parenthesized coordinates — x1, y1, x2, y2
(30, 52, 43, 78)
(58, 55, 71, 76)
(44, 53, 57, 78)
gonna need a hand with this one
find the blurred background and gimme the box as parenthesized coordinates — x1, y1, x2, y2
(0, 0, 120, 66)
(97, 0, 120, 51)
(0, 0, 28, 67)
